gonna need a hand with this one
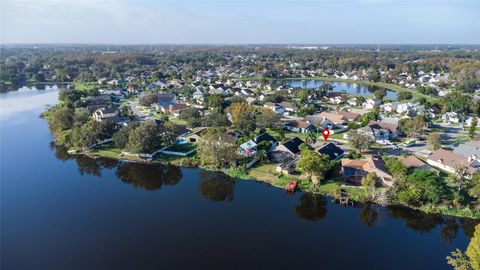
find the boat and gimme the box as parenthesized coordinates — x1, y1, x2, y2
(284, 180, 298, 193)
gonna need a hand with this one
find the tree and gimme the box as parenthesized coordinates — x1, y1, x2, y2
(362, 172, 378, 200)
(227, 102, 256, 134)
(202, 110, 229, 127)
(256, 108, 280, 128)
(348, 130, 374, 153)
(119, 105, 134, 119)
(139, 92, 157, 106)
(428, 132, 442, 150)
(384, 156, 407, 177)
(469, 117, 478, 139)
(374, 89, 387, 100)
(466, 224, 480, 270)
(397, 91, 413, 101)
(447, 224, 480, 270)
(72, 120, 109, 149)
(197, 128, 239, 168)
(469, 172, 480, 203)
(58, 89, 83, 103)
(449, 164, 470, 193)
(296, 148, 331, 187)
(206, 94, 224, 110)
(112, 123, 139, 149)
(179, 107, 202, 128)
(305, 131, 317, 146)
(126, 120, 174, 153)
(400, 116, 426, 138)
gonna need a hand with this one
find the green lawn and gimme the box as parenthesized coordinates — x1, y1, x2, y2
(165, 143, 196, 153)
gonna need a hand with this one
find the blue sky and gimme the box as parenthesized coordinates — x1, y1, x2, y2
(1, 0, 479, 44)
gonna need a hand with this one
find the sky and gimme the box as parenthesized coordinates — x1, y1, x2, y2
(1, 0, 479, 44)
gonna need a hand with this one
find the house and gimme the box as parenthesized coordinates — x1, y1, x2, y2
(341, 156, 393, 186)
(156, 102, 189, 116)
(284, 120, 316, 133)
(92, 107, 118, 122)
(271, 137, 305, 173)
(253, 132, 278, 148)
(398, 155, 437, 173)
(442, 112, 461, 123)
(183, 128, 208, 143)
(363, 99, 382, 109)
(280, 101, 298, 113)
(453, 141, 480, 161)
(263, 102, 285, 115)
(239, 133, 278, 157)
(382, 101, 401, 113)
(245, 97, 260, 105)
(192, 89, 205, 100)
(315, 142, 345, 161)
(347, 97, 359, 107)
(337, 111, 361, 122)
(465, 116, 478, 127)
(317, 112, 348, 125)
(305, 115, 336, 130)
(157, 92, 176, 102)
(358, 120, 402, 142)
(426, 148, 480, 177)
(270, 137, 304, 163)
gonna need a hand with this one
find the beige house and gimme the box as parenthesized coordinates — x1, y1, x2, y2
(92, 107, 118, 122)
(341, 156, 393, 186)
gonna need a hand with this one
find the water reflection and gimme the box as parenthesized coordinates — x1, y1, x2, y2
(388, 207, 443, 233)
(50, 143, 181, 190)
(198, 170, 236, 202)
(283, 80, 397, 98)
(116, 162, 182, 191)
(359, 203, 378, 227)
(295, 193, 328, 221)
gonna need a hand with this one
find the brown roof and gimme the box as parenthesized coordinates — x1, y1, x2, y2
(368, 120, 399, 133)
(286, 120, 311, 129)
(170, 103, 189, 111)
(342, 156, 392, 181)
(337, 111, 361, 121)
(427, 149, 470, 169)
(318, 112, 347, 124)
(398, 156, 427, 169)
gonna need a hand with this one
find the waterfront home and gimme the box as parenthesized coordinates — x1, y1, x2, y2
(284, 120, 316, 133)
(271, 137, 304, 163)
(426, 148, 480, 177)
(398, 155, 437, 174)
(341, 156, 393, 186)
(315, 142, 345, 161)
(347, 97, 358, 107)
(382, 101, 401, 113)
(245, 97, 260, 105)
(92, 107, 118, 122)
(239, 133, 278, 157)
(358, 120, 402, 142)
(272, 137, 305, 174)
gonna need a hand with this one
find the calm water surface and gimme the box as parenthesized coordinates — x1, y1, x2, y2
(282, 80, 398, 98)
(0, 88, 477, 270)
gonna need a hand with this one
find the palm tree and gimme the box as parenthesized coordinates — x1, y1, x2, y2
(305, 131, 317, 146)
(256, 149, 268, 163)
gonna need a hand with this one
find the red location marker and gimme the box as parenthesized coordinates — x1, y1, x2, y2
(322, 128, 331, 141)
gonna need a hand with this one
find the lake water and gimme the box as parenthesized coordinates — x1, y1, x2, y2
(282, 80, 398, 98)
(1, 88, 477, 270)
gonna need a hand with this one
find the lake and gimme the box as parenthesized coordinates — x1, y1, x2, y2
(0, 88, 476, 270)
(281, 80, 398, 98)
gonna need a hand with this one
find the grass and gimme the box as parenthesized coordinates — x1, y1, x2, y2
(247, 163, 279, 184)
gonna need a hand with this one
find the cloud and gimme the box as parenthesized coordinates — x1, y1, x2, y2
(1, 0, 479, 44)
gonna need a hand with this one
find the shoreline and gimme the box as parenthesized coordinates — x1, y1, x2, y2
(75, 148, 480, 220)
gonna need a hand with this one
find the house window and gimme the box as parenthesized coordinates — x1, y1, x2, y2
(190, 138, 196, 143)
